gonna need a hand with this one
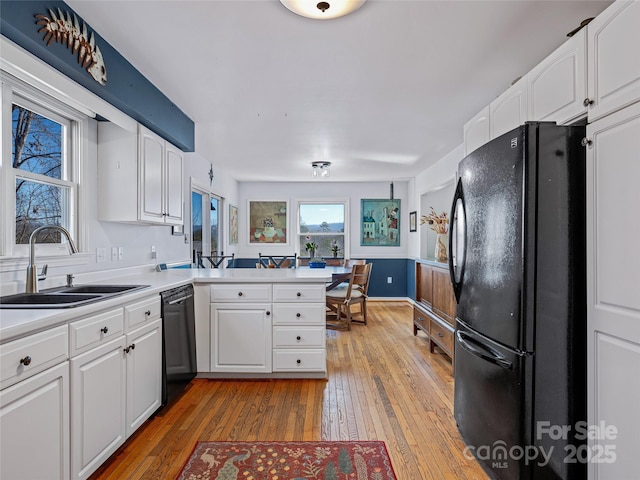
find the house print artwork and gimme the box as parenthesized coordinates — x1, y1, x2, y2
(360, 199, 401, 246)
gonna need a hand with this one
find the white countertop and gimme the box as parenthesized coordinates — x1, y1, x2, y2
(0, 267, 345, 343)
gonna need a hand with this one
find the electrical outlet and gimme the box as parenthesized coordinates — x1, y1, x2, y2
(118, 247, 124, 260)
(151, 245, 157, 259)
(387, 276, 393, 284)
(111, 247, 118, 261)
(96, 248, 106, 263)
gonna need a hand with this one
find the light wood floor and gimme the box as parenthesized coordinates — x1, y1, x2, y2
(90, 302, 488, 480)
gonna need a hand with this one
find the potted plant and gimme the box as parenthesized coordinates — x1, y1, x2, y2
(304, 236, 318, 259)
(330, 241, 340, 258)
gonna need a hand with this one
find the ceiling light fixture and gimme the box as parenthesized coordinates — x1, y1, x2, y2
(280, 0, 367, 20)
(312, 161, 331, 178)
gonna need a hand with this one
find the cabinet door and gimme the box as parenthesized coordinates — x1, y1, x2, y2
(490, 76, 528, 139)
(0, 362, 69, 480)
(210, 303, 272, 373)
(416, 262, 433, 307)
(125, 320, 162, 437)
(587, 0, 640, 121)
(431, 267, 456, 326)
(139, 126, 165, 223)
(528, 28, 587, 124)
(71, 337, 126, 480)
(463, 106, 490, 156)
(586, 102, 640, 480)
(164, 142, 184, 225)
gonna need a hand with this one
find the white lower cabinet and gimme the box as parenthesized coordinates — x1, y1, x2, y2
(125, 319, 163, 436)
(71, 336, 127, 480)
(208, 283, 327, 376)
(210, 303, 272, 373)
(0, 362, 70, 480)
(70, 296, 162, 480)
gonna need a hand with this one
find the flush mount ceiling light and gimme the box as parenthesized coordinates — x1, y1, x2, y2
(312, 161, 331, 178)
(280, 0, 367, 20)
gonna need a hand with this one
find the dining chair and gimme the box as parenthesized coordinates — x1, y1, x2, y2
(326, 262, 372, 330)
(258, 253, 297, 268)
(343, 258, 366, 267)
(198, 252, 235, 268)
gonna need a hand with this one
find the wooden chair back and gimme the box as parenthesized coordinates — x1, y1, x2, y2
(344, 259, 366, 267)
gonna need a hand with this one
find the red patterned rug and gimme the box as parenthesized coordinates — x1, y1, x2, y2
(176, 441, 397, 479)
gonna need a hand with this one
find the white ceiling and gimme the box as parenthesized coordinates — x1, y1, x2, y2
(66, 0, 611, 182)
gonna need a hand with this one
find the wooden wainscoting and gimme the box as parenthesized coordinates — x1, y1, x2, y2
(89, 303, 486, 480)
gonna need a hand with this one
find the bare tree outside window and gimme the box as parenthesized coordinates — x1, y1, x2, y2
(12, 104, 67, 244)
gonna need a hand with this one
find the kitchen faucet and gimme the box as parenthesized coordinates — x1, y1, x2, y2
(26, 225, 78, 293)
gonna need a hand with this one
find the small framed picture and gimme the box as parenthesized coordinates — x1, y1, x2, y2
(229, 204, 238, 244)
(409, 211, 417, 232)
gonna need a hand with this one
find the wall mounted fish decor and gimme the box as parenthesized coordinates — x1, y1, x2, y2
(35, 8, 107, 86)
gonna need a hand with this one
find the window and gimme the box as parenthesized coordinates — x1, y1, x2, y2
(297, 202, 347, 258)
(1, 73, 85, 258)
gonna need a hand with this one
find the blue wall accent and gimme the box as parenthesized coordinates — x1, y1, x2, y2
(406, 258, 416, 301)
(0, 1, 195, 151)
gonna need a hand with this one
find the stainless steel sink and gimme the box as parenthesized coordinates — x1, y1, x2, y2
(0, 284, 150, 309)
(53, 285, 148, 295)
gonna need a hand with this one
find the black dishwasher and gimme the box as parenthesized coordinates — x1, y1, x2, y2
(160, 284, 197, 406)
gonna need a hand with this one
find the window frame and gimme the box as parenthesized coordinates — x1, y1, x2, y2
(296, 199, 349, 259)
(1, 72, 89, 263)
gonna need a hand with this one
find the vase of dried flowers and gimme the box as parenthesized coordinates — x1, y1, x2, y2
(421, 207, 449, 263)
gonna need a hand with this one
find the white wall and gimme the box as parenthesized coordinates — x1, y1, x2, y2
(237, 180, 409, 259)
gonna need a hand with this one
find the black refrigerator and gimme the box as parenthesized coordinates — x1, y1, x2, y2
(449, 122, 586, 480)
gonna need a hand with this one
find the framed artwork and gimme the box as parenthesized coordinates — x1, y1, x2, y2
(409, 211, 417, 232)
(248, 200, 288, 244)
(360, 199, 401, 246)
(229, 204, 238, 244)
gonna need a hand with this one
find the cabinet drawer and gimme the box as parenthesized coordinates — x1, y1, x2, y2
(430, 318, 454, 356)
(69, 308, 124, 356)
(273, 326, 325, 348)
(272, 349, 326, 372)
(272, 284, 325, 303)
(413, 306, 430, 334)
(0, 325, 68, 390)
(210, 284, 272, 302)
(124, 295, 161, 331)
(272, 304, 325, 325)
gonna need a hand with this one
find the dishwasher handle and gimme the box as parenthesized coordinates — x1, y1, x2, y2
(167, 293, 194, 305)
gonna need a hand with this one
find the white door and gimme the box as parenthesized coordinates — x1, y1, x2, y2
(70, 337, 126, 480)
(0, 362, 69, 480)
(587, 0, 640, 121)
(164, 143, 184, 225)
(139, 126, 164, 223)
(210, 303, 272, 373)
(586, 102, 640, 480)
(125, 320, 162, 437)
(528, 28, 587, 124)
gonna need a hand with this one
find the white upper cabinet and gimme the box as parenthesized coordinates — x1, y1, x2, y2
(98, 123, 184, 226)
(528, 28, 587, 124)
(463, 106, 490, 156)
(586, 0, 640, 121)
(490, 76, 528, 139)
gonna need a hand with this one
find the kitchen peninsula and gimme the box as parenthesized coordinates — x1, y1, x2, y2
(0, 267, 337, 480)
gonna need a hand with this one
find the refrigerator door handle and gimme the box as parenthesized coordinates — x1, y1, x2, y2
(449, 177, 466, 302)
(456, 331, 513, 370)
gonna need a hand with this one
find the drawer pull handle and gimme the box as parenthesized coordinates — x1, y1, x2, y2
(266, 311, 271, 316)
(437, 332, 443, 337)
(124, 343, 136, 353)
(145, 310, 151, 316)
(100, 326, 109, 334)
(20, 356, 32, 366)
(296, 313, 301, 318)
(296, 359, 301, 364)
(296, 292, 301, 297)
(238, 291, 243, 297)
(296, 336, 302, 341)
(583, 97, 594, 107)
